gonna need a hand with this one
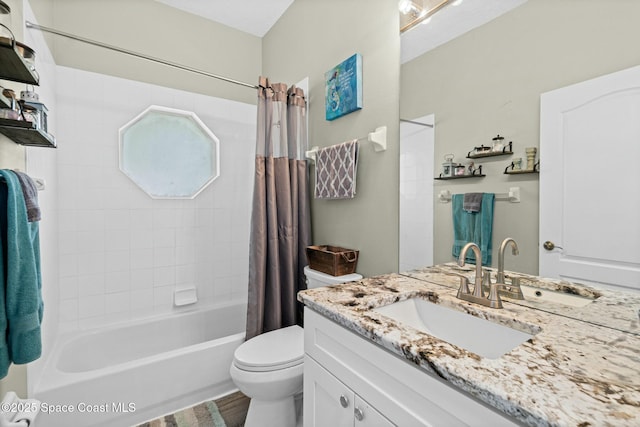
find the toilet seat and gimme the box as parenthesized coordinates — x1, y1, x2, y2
(233, 325, 303, 372)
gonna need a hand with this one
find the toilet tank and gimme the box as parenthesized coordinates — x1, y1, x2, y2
(303, 266, 362, 289)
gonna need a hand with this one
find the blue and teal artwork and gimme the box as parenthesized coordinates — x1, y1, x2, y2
(325, 53, 363, 121)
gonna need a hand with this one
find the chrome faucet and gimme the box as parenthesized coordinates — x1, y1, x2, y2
(497, 238, 519, 283)
(457, 242, 503, 308)
(495, 237, 524, 300)
(458, 242, 484, 298)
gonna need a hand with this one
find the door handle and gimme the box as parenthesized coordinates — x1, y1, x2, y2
(543, 241, 563, 251)
(354, 407, 364, 421)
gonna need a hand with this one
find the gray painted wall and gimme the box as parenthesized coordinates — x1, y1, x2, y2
(401, 0, 640, 274)
(262, 0, 401, 277)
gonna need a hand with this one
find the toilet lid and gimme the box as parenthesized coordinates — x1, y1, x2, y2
(234, 325, 304, 372)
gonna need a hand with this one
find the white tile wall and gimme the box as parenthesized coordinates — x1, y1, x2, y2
(399, 115, 435, 272)
(55, 67, 256, 332)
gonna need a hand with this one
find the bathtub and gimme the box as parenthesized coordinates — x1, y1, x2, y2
(33, 301, 246, 427)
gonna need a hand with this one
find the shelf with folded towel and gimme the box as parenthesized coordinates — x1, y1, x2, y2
(438, 187, 521, 203)
(305, 125, 386, 163)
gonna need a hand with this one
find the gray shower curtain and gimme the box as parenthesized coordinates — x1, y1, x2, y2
(246, 77, 311, 340)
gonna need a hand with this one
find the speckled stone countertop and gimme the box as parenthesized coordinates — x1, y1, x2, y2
(298, 266, 640, 427)
(405, 263, 640, 336)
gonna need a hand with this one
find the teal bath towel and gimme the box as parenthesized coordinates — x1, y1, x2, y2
(452, 193, 495, 266)
(0, 170, 43, 379)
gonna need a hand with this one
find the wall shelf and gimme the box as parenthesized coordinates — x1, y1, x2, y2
(0, 33, 54, 147)
(504, 161, 539, 175)
(467, 141, 513, 159)
(435, 174, 485, 180)
(0, 40, 39, 85)
(504, 170, 539, 175)
(0, 118, 56, 148)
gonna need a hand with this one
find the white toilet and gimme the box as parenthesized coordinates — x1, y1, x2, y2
(230, 266, 362, 427)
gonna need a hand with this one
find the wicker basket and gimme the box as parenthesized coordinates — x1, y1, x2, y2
(306, 245, 359, 276)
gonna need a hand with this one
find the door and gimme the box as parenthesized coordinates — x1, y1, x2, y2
(304, 355, 354, 427)
(539, 65, 640, 292)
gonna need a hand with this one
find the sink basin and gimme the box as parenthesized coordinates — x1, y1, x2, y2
(373, 298, 535, 359)
(518, 284, 596, 307)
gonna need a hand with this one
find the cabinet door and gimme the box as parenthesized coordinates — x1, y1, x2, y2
(304, 356, 354, 427)
(354, 396, 395, 427)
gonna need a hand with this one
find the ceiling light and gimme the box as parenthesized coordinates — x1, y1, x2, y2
(400, 0, 453, 33)
(399, 0, 413, 14)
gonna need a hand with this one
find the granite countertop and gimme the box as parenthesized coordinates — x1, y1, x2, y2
(404, 263, 640, 336)
(298, 267, 640, 427)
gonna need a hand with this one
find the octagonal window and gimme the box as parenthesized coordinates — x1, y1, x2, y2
(119, 105, 220, 199)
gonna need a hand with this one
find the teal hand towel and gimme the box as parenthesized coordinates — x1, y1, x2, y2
(452, 193, 495, 266)
(0, 170, 43, 379)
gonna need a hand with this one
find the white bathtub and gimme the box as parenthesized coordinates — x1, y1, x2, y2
(33, 301, 246, 427)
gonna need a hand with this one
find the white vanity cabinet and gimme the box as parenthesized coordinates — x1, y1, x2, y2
(303, 308, 522, 427)
(305, 355, 393, 426)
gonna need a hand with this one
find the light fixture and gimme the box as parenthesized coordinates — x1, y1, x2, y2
(398, 0, 413, 14)
(399, 0, 454, 33)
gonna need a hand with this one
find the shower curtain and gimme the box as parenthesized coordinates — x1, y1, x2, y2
(246, 77, 311, 340)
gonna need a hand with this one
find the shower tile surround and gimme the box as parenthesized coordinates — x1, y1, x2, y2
(298, 267, 640, 426)
(55, 67, 256, 332)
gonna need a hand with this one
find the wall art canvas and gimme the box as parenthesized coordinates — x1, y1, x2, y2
(325, 53, 363, 121)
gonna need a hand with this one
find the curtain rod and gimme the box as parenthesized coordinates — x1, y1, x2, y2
(25, 21, 259, 90)
(400, 119, 434, 128)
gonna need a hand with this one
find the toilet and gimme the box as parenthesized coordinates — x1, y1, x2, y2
(230, 266, 362, 427)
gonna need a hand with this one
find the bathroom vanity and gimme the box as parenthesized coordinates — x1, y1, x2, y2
(298, 266, 640, 426)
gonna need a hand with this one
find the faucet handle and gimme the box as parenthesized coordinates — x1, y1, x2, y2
(482, 269, 492, 285)
(457, 276, 471, 298)
(487, 283, 504, 309)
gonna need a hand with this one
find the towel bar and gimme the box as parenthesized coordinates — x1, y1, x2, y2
(0, 176, 45, 191)
(305, 125, 387, 163)
(438, 187, 520, 203)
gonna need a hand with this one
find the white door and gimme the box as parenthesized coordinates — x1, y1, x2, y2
(539, 65, 640, 292)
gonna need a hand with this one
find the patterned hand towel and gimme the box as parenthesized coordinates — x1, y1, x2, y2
(314, 139, 359, 199)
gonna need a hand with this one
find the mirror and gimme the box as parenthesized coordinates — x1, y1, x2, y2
(119, 105, 220, 199)
(398, 1, 640, 333)
(399, 0, 640, 274)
